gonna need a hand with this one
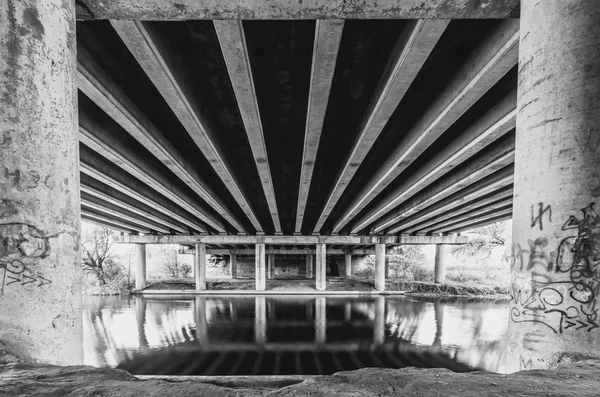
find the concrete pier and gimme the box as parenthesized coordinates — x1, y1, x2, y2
(509, 0, 600, 370)
(256, 243, 266, 291)
(345, 254, 352, 278)
(268, 254, 275, 280)
(434, 244, 449, 284)
(316, 244, 326, 291)
(0, 0, 81, 365)
(306, 254, 313, 279)
(195, 243, 206, 291)
(230, 251, 237, 279)
(135, 244, 146, 290)
(374, 243, 386, 291)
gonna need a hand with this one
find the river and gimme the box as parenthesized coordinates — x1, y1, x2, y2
(83, 295, 509, 375)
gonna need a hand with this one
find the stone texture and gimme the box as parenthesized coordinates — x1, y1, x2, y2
(0, 0, 81, 364)
(3, 360, 600, 396)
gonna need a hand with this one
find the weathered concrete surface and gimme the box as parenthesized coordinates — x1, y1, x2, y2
(509, 0, 600, 371)
(76, 0, 520, 20)
(434, 244, 449, 284)
(0, 0, 81, 364)
(3, 360, 600, 396)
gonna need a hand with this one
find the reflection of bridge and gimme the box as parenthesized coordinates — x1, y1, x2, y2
(110, 296, 491, 375)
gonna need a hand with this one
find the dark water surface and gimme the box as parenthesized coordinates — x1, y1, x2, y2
(83, 295, 509, 375)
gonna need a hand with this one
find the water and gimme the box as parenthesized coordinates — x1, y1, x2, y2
(83, 295, 509, 375)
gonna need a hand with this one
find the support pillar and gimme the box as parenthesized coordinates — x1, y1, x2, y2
(510, 0, 600, 370)
(316, 243, 326, 291)
(268, 253, 275, 279)
(135, 244, 147, 290)
(195, 243, 206, 291)
(306, 254, 313, 278)
(255, 243, 266, 291)
(375, 243, 385, 291)
(230, 251, 237, 279)
(0, 0, 81, 365)
(434, 244, 449, 284)
(345, 253, 352, 278)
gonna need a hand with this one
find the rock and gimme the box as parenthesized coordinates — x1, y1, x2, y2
(2, 360, 600, 396)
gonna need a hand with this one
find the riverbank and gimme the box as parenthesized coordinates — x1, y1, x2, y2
(3, 360, 600, 396)
(137, 278, 509, 299)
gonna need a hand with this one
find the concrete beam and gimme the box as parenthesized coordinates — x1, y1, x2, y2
(416, 196, 513, 234)
(81, 216, 132, 234)
(79, 112, 226, 232)
(435, 207, 513, 234)
(402, 188, 513, 234)
(80, 183, 187, 233)
(214, 20, 282, 234)
(452, 213, 512, 233)
(350, 87, 516, 234)
(77, 45, 245, 233)
(200, 248, 395, 255)
(81, 195, 171, 234)
(114, 234, 468, 245)
(295, 19, 345, 234)
(388, 166, 514, 233)
(81, 209, 151, 234)
(332, 19, 519, 233)
(80, 152, 207, 233)
(76, 0, 520, 20)
(111, 21, 263, 233)
(372, 137, 514, 233)
(313, 20, 448, 233)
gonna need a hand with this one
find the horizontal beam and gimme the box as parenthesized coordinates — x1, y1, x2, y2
(76, 0, 520, 20)
(80, 147, 207, 233)
(80, 183, 188, 233)
(333, 19, 519, 233)
(181, 248, 400, 255)
(313, 19, 448, 233)
(436, 207, 513, 234)
(388, 166, 514, 233)
(81, 209, 151, 234)
(214, 20, 282, 234)
(111, 20, 262, 233)
(295, 19, 345, 234)
(350, 87, 516, 234)
(77, 44, 245, 233)
(81, 216, 132, 234)
(372, 138, 514, 233)
(115, 234, 468, 245)
(453, 213, 513, 233)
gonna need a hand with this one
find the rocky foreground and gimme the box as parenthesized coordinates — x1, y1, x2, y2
(2, 360, 600, 396)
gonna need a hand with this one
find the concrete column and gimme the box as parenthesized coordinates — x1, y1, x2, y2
(509, 0, 600, 371)
(267, 253, 275, 279)
(315, 243, 326, 291)
(344, 253, 352, 278)
(254, 296, 266, 344)
(373, 296, 385, 346)
(195, 243, 206, 291)
(230, 251, 237, 279)
(135, 244, 147, 290)
(384, 256, 390, 278)
(315, 297, 326, 345)
(255, 243, 266, 291)
(434, 244, 449, 284)
(195, 296, 207, 346)
(306, 254, 313, 278)
(374, 243, 386, 291)
(0, 0, 81, 365)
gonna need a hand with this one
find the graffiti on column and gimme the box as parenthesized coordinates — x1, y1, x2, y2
(510, 203, 600, 333)
(530, 202, 552, 231)
(0, 223, 54, 295)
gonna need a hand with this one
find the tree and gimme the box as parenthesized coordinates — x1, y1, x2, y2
(452, 220, 510, 259)
(81, 224, 123, 285)
(161, 246, 192, 279)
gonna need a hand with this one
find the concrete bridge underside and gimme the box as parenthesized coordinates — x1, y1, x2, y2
(3, 0, 600, 374)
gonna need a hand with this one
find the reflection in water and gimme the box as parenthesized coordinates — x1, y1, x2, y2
(83, 295, 509, 375)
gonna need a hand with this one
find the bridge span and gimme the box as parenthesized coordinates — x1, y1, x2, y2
(2, 0, 600, 372)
